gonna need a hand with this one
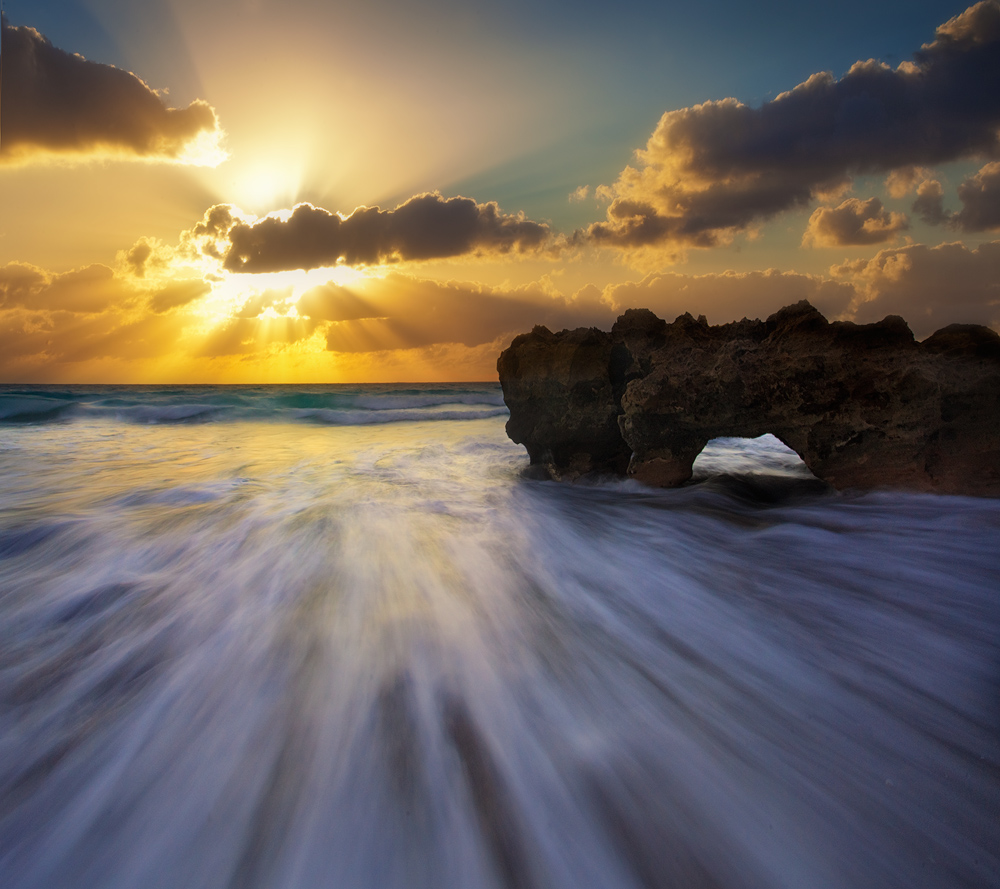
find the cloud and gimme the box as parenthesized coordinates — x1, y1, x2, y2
(584, 1, 1000, 251)
(569, 185, 590, 202)
(148, 279, 212, 313)
(802, 198, 909, 247)
(0, 261, 188, 378)
(0, 262, 46, 307)
(187, 193, 553, 272)
(952, 161, 1000, 230)
(298, 273, 614, 353)
(600, 269, 855, 324)
(295, 268, 860, 354)
(0, 21, 224, 165)
(907, 162, 1000, 230)
(833, 240, 1000, 334)
(911, 179, 949, 225)
(0, 262, 132, 313)
(0, 258, 222, 379)
(884, 166, 934, 199)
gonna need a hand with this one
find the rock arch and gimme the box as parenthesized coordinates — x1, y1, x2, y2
(497, 302, 1000, 496)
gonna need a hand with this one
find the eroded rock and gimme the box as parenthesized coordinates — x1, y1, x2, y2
(497, 302, 1000, 496)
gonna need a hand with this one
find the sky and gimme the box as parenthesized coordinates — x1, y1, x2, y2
(0, 0, 998, 382)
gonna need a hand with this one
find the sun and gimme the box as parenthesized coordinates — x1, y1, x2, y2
(225, 157, 307, 215)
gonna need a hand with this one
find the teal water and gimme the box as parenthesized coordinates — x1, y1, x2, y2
(0, 385, 998, 888)
(0, 383, 508, 426)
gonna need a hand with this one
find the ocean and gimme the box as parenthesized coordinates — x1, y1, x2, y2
(0, 383, 997, 889)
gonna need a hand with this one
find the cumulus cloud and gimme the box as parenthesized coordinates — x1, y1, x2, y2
(833, 240, 1000, 334)
(0, 20, 224, 164)
(911, 178, 949, 225)
(884, 166, 934, 199)
(952, 161, 1000, 231)
(185, 193, 553, 272)
(802, 197, 909, 247)
(584, 0, 1000, 251)
(907, 162, 1000, 230)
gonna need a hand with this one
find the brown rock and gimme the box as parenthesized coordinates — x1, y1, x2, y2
(497, 302, 1000, 496)
(496, 325, 631, 478)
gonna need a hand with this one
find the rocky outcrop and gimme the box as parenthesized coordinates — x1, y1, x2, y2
(497, 302, 1000, 496)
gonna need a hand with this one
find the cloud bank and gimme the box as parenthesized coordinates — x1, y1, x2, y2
(188, 194, 553, 272)
(835, 240, 1000, 333)
(584, 0, 1000, 251)
(4, 234, 1000, 380)
(0, 21, 223, 164)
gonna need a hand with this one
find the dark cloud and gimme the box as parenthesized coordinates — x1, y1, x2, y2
(214, 193, 551, 272)
(834, 240, 1000, 335)
(953, 162, 1000, 230)
(585, 1, 1000, 250)
(802, 197, 909, 246)
(908, 163, 1000, 230)
(911, 178, 949, 225)
(0, 21, 222, 163)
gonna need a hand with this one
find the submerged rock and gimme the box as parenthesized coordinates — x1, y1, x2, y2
(497, 302, 1000, 496)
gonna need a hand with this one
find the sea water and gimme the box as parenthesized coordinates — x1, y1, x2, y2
(0, 384, 997, 889)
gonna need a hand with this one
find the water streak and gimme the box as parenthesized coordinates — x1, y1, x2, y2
(0, 390, 997, 889)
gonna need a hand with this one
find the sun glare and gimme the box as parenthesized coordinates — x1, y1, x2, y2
(174, 128, 230, 168)
(191, 264, 378, 330)
(226, 159, 307, 214)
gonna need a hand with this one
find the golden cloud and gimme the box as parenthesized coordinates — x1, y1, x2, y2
(834, 240, 1000, 334)
(802, 198, 909, 247)
(600, 269, 855, 324)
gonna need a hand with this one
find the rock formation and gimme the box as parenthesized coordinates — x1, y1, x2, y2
(497, 302, 1000, 496)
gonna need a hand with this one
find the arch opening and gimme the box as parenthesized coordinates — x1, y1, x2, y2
(691, 434, 818, 482)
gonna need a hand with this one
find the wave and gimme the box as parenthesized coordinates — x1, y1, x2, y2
(0, 384, 508, 427)
(352, 392, 507, 411)
(0, 394, 78, 424)
(294, 406, 510, 425)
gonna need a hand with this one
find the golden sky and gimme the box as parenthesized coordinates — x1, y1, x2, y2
(1, 0, 998, 382)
